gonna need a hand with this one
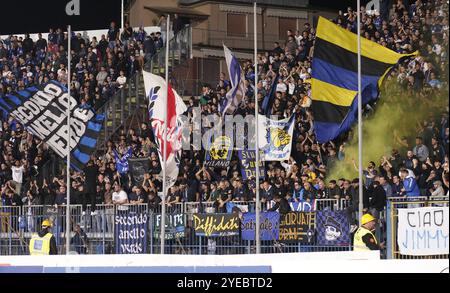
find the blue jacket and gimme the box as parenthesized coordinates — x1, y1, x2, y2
(403, 176, 420, 196)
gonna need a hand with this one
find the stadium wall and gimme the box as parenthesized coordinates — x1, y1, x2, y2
(0, 252, 448, 273)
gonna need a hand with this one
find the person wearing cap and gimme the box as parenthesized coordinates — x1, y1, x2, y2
(353, 213, 385, 251)
(430, 180, 445, 197)
(29, 219, 58, 255)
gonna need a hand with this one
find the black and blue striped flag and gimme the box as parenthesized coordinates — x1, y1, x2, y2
(311, 17, 417, 143)
(0, 81, 104, 171)
(261, 73, 279, 116)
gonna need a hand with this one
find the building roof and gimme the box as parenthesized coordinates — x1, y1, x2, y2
(145, 6, 210, 18)
(179, 0, 309, 8)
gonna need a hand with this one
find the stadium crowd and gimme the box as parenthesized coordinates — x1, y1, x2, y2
(0, 19, 167, 207)
(0, 0, 448, 227)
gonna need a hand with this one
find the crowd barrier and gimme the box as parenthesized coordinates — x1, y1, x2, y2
(386, 196, 449, 260)
(1, 197, 447, 258)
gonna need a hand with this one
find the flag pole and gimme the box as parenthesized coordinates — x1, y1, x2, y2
(357, 0, 364, 225)
(121, 0, 124, 30)
(66, 25, 72, 255)
(161, 14, 170, 254)
(254, 1, 261, 254)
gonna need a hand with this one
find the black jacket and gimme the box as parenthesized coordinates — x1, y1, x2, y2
(367, 185, 387, 211)
(38, 229, 58, 255)
(268, 198, 291, 215)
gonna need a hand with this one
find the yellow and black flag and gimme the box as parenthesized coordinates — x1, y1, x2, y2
(311, 17, 417, 143)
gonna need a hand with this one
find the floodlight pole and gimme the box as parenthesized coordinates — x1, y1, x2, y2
(160, 14, 170, 254)
(357, 0, 364, 224)
(254, 1, 261, 254)
(66, 25, 72, 255)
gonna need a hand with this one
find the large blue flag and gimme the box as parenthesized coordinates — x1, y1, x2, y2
(114, 147, 133, 175)
(0, 81, 104, 171)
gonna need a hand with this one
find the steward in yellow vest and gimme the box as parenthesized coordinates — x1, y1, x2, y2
(29, 219, 58, 255)
(353, 213, 385, 251)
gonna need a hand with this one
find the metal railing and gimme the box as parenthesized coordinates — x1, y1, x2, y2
(191, 27, 284, 52)
(386, 196, 449, 260)
(149, 25, 192, 74)
(95, 68, 144, 151)
(95, 25, 193, 151)
(2, 197, 447, 256)
(0, 199, 353, 256)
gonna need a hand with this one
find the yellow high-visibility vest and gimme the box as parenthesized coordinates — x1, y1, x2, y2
(29, 233, 52, 255)
(353, 227, 377, 251)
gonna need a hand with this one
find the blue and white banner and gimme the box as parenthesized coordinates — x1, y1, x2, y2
(114, 147, 133, 175)
(258, 114, 295, 161)
(115, 210, 148, 254)
(316, 210, 351, 246)
(221, 45, 246, 116)
(237, 150, 265, 180)
(241, 212, 280, 241)
(0, 81, 104, 171)
(226, 202, 250, 213)
(289, 200, 316, 212)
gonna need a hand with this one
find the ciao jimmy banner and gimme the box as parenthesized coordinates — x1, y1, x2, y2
(278, 212, 315, 243)
(0, 81, 104, 170)
(115, 210, 148, 254)
(193, 214, 239, 237)
(397, 206, 449, 256)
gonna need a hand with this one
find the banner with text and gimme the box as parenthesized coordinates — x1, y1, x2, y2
(237, 150, 265, 180)
(0, 81, 104, 171)
(153, 213, 186, 240)
(204, 135, 233, 168)
(241, 212, 280, 241)
(193, 214, 239, 237)
(316, 210, 351, 246)
(289, 200, 316, 212)
(278, 212, 315, 243)
(397, 207, 449, 256)
(115, 210, 148, 254)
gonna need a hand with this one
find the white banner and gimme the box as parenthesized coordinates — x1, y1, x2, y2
(258, 114, 295, 161)
(397, 207, 449, 256)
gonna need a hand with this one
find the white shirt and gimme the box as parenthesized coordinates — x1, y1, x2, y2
(116, 76, 127, 88)
(112, 190, 129, 210)
(11, 166, 24, 183)
(113, 190, 128, 202)
(276, 82, 287, 93)
(288, 82, 295, 95)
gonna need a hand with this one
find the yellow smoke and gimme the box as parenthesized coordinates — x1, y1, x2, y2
(326, 77, 449, 180)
